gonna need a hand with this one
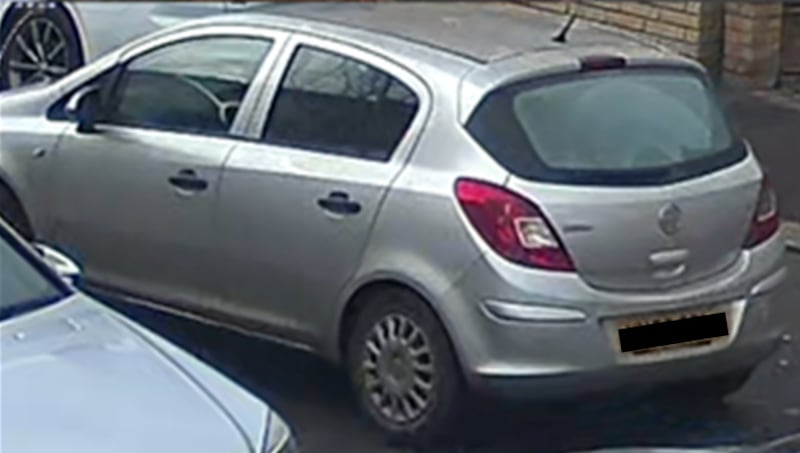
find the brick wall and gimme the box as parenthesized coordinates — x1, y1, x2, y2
(524, 1, 800, 89)
(724, 2, 785, 87)
(225, 1, 800, 90)
(781, 2, 800, 88)
(525, 1, 725, 76)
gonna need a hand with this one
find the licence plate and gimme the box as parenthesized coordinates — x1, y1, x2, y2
(617, 310, 729, 354)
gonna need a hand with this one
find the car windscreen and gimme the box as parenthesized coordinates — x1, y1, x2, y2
(0, 226, 70, 321)
(466, 67, 746, 186)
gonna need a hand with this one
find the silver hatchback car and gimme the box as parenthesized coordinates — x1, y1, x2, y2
(0, 2, 788, 442)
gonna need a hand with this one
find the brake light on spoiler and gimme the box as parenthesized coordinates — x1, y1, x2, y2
(579, 55, 627, 72)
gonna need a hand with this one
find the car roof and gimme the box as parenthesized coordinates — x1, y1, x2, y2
(169, 2, 691, 122)
(222, 2, 663, 65)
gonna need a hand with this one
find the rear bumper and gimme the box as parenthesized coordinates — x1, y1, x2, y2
(473, 333, 778, 400)
(437, 234, 788, 400)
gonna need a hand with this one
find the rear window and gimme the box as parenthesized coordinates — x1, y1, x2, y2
(466, 67, 746, 186)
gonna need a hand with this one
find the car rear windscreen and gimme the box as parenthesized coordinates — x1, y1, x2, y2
(466, 67, 746, 186)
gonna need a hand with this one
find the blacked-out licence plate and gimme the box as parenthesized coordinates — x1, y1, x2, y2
(617, 311, 729, 354)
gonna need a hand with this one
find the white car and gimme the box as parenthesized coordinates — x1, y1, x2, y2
(0, 217, 298, 453)
(0, 1, 260, 90)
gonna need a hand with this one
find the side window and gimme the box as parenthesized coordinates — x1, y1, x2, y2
(104, 36, 273, 135)
(263, 45, 420, 162)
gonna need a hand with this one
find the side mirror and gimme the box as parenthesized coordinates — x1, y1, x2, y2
(65, 85, 100, 133)
(33, 243, 82, 285)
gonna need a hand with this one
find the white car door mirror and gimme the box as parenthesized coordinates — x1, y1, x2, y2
(33, 243, 82, 285)
(66, 85, 100, 133)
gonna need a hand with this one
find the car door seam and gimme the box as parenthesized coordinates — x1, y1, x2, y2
(242, 31, 295, 137)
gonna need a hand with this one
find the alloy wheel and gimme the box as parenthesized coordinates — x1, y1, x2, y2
(5, 17, 71, 88)
(361, 314, 436, 425)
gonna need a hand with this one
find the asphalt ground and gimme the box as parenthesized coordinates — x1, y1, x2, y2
(101, 251, 800, 453)
(722, 87, 800, 223)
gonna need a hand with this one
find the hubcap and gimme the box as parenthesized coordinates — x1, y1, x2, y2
(362, 314, 435, 424)
(6, 17, 70, 88)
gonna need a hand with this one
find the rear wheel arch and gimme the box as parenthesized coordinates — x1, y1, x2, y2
(338, 278, 468, 443)
(336, 278, 462, 367)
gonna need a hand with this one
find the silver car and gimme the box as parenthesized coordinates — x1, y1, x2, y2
(0, 2, 788, 443)
(0, 218, 298, 453)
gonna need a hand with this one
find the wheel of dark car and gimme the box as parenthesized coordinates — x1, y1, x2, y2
(0, 185, 33, 240)
(345, 288, 464, 445)
(0, 4, 83, 90)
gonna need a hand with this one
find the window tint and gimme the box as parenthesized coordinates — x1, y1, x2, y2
(104, 37, 272, 135)
(467, 68, 745, 186)
(263, 46, 419, 162)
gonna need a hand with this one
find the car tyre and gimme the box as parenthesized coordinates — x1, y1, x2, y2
(0, 3, 83, 90)
(345, 288, 464, 446)
(0, 185, 33, 240)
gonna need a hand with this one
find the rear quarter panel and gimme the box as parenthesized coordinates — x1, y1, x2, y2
(326, 67, 510, 361)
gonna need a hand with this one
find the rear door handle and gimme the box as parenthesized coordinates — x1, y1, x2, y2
(168, 169, 208, 192)
(317, 191, 361, 215)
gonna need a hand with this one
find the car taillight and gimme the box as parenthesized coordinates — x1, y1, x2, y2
(744, 178, 780, 248)
(455, 178, 575, 271)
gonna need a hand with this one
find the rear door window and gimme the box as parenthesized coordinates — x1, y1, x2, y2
(262, 45, 419, 162)
(467, 68, 745, 186)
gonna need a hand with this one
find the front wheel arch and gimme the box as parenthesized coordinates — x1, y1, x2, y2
(0, 178, 34, 239)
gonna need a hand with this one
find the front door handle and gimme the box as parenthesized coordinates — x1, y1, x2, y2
(317, 191, 361, 215)
(168, 169, 208, 193)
